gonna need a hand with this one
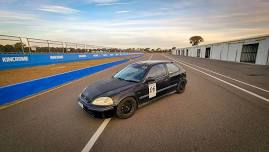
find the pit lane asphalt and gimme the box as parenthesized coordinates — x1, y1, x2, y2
(1, 54, 269, 152)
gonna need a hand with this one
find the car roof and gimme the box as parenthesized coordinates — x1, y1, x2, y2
(135, 60, 173, 66)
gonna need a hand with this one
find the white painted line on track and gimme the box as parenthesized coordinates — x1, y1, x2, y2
(164, 55, 269, 103)
(81, 118, 111, 152)
(169, 55, 269, 93)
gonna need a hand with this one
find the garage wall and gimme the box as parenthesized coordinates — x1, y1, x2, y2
(189, 47, 196, 57)
(227, 43, 242, 62)
(174, 36, 269, 65)
(171, 49, 176, 55)
(221, 43, 229, 61)
(256, 37, 269, 65)
(200, 46, 206, 58)
(211, 44, 222, 60)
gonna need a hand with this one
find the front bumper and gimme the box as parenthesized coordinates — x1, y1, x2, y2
(78, 96, 115, 113)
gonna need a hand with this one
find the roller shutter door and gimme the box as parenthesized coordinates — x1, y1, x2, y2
(240, 43, 258, 63)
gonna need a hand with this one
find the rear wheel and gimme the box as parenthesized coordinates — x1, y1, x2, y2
(116, 97, 137, 119)
(176, 80, 186, 94)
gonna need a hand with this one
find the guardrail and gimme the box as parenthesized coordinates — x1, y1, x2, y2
(0, 34, 123, 54)
(0, 52, 133, 70)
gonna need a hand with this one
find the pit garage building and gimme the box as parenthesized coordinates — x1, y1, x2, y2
(172, 35, 269, 65)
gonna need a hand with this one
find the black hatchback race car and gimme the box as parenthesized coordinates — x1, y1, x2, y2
(78, 60, 187, 119)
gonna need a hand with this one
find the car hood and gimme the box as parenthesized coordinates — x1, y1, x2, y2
(82, 78, 136, 102)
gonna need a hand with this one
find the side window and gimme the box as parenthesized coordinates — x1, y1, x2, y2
(147, 64, 167, 78)
(166, 63, 179, 74)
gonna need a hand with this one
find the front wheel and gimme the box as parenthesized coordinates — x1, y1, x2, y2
(176, 80, 186, 94)
(116, 97, 137, 119)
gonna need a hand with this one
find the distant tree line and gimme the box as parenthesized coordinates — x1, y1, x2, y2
(0, 42, 25, 53)
(0, 42, 173, 54)
(0, 42, 132, 53)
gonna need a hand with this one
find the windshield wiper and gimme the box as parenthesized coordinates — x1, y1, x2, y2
(115, 76, 138, 83)
(115, 77, 125, 81)
(124, 79, 139, 83)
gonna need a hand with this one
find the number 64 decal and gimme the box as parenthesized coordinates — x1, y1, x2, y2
(148, 83, 156, 98)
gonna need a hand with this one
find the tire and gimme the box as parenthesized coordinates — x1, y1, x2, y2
(116, 97, 137, 119)
(176, 80, 186, 94)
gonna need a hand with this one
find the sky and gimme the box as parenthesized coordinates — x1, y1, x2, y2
(0, 0, 269, 49)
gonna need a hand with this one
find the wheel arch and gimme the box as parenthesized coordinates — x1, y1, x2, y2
(117, 95, 138, 109)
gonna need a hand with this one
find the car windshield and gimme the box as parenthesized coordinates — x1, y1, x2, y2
(114, 63, 148, 82)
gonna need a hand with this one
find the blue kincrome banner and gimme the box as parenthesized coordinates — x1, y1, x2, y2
(0, 53, 133, 70)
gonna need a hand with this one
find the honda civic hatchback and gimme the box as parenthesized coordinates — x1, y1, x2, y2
(78, 60, 187, 119)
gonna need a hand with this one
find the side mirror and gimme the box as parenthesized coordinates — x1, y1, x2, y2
(145, 77, 155, 83)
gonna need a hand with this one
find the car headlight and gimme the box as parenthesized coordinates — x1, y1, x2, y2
(92, 97, 113, 106)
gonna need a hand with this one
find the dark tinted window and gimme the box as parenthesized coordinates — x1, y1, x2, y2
(147, 64, 167, 78)
(166, 63, 179, 74)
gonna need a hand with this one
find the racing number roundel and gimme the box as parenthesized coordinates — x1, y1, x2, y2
(148, 83, 156, 98)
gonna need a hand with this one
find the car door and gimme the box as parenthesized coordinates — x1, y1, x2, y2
(142, 63, 169, 100)
(165, 63, 184, 91)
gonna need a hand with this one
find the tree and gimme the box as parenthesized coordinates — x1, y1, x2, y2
(14, 42, 25, 49)
(4, 45, 14, 52)
(144, 48, 150, 53)
(0, 44, 4, 52)
(14, 42, 26, 52)
(189, 36, 204, 46)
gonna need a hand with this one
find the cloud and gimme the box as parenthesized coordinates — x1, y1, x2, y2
(86, 0, 128, 6)
(0, 10, 39, 25)
(92, 0, 117, 2)
(115, 10, 130, 14)
(2, 13, 268, 48)
(96, 2, 128, 6)
(38, 5, 79, 14)
(1, 0, 269, 48)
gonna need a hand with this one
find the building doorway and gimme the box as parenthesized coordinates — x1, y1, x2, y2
(240, 43, 259, 63)
(197, 49, 200, 57)
(205, 47, 211, 58)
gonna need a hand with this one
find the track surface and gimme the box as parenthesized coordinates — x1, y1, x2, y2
(1, 54, 269, 152)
